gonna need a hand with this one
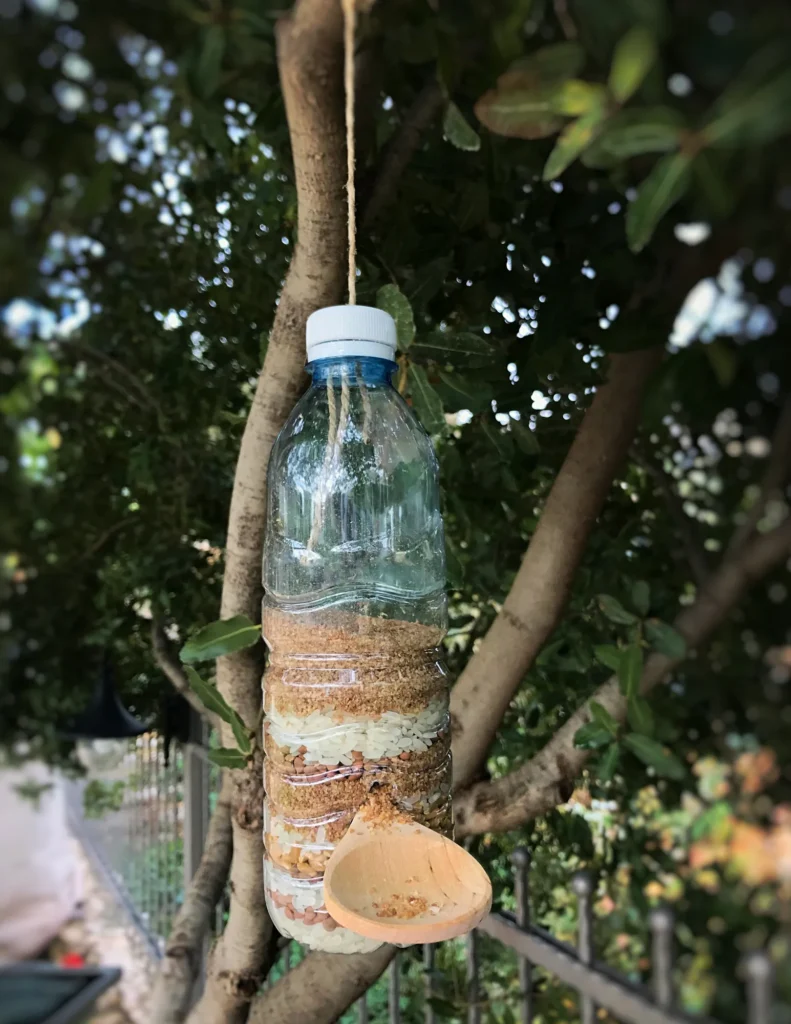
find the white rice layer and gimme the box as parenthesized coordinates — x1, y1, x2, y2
(267, 697, 448, 764)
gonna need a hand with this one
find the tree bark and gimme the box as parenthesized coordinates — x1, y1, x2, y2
(247, 946, 396, 1024)
(188, 2, 348, 1022)
(450, 347, 663, 790)
(150, 776, 233, 1024)
(454, 516, 791, 836)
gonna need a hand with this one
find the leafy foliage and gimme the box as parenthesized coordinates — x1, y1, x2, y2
(2, 0, 791, 1018)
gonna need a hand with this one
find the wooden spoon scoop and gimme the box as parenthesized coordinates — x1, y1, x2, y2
(323, 811, 492, 945)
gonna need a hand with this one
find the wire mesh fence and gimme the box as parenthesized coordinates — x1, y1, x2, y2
(68, 724, 223, 955)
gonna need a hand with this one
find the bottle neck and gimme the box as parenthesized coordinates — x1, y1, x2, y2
(308, 355, 396, 386)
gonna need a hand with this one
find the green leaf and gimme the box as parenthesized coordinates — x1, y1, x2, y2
(408, 364, 446, 434)
(589, 700, 619, 736)
(511, 418, 540, 455)
(230, 714, 251, 754)
(574, 721, 613, 750)
(543, 108, 606, 180)
(180, 615, 261, 663)
(436, 370, 493, 412)
(406, 257, 451, 310)
(550, 80, 608, 116)
(193, 102, 230, 155)
(443, 102, 481, 152)
(595, 106, 683, 158)
(480, 418, 511, 461)
(598, 743, 620, 782)
(193, 25, 226, 99)
(627, 694, 654, 735)
(208, 747, 249, 769)
(690, 801, 731, 841)
(704, 54, 791, 148)
(376, 284, 415, 351)
(608, 26, 657, 103)
(410, 331, 495, 365)
(618, 644, 643, 698)
(623, 734, 685, 780)
(626, 152, 692, 253)
(474, 57, 570, 140)
(594, 644, 622, 672)
(645, 619, 687, 659)
(597, 594, 637, 625)
(425, 997, 461, 1020)
(631, 580, 650, 617)
(184, 667, 236, 724)
(512, 41, 586, 82)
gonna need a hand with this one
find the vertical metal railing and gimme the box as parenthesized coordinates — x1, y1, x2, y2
(571, 871, 595, 1024)
(512, 848, 533, 1024)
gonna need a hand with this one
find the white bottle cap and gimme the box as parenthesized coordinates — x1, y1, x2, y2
(306, 305, 397, 363)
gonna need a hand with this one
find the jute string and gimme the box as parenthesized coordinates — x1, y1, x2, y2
(342, 0, 357, 304)
(307, 1, 365, 552)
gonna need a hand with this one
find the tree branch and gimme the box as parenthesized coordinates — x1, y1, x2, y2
(150, 775, 233, 1024)
(151, 620, 220, 732)
(248, 946, 396, 1024)
(188, 2, 348, 1022)
(454, 516, 791, 836)
(450, 347, 663, 791)
(728, 396, 791, 555)
(632, 446, 710, 586)
(362, 77, 444, 229)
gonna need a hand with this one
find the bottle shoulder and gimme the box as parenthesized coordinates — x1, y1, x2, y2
(269, 382, 438, 480)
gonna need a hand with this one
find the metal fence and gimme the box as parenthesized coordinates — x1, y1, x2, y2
(68, 718, 222, 956)
(265, 848, 777, 1024)
(72, 732, 778, 1024)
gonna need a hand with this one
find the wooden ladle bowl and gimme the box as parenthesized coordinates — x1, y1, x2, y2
(323, 812, 492, 945)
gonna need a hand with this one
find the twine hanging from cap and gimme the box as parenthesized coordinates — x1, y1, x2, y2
(342, 0, 358, 305)
(307, 0, 366, 552)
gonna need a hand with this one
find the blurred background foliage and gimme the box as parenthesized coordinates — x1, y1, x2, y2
(2, 0, 791, 1019)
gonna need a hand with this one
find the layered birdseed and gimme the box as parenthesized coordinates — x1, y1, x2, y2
(263, 611, 453, 950)
(264, 859, 382, 954)
(265, 756, 452, 824)
(263, 610, 448, 718)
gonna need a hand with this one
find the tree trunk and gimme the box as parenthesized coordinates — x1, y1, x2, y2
(188, 2, 348, 1021)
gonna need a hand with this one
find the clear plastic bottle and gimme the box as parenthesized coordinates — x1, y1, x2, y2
(262, 306, 451, 952)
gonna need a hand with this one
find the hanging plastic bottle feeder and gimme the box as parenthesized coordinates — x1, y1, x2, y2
(262, 307, 489, 952)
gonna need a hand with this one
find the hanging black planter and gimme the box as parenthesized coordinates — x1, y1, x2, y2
(64, 654, 148, 740)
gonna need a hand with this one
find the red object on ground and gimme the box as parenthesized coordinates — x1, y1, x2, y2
(60, 952, 86, 968)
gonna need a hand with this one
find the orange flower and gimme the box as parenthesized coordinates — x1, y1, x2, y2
(596, 895, 616, 916)
(730, 822, 776, 885)
(690, 841, 727, 870)
(735, 748, 779, 796)
(772, 823, 791, 882)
